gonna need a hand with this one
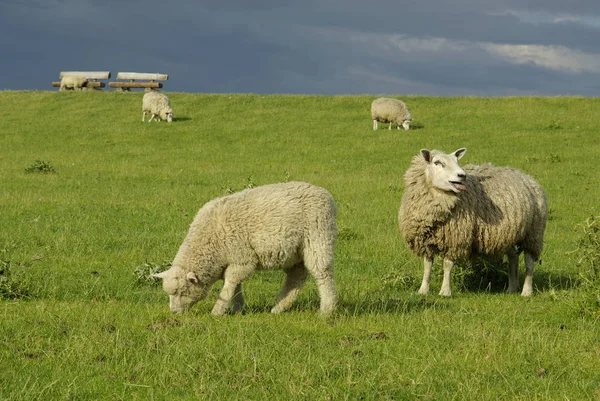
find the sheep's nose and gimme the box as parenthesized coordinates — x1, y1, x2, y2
(457, 172, 466, 179)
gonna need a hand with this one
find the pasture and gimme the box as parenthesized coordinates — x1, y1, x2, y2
(0, 91, 599, 400)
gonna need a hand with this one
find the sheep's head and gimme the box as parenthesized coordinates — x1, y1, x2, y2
(161, 110, 174, 122)
(402, 119, 411, 130)
(422, 148, 467, 194)
(153, 267, 210, 313)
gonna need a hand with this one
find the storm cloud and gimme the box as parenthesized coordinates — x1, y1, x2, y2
(1, 0, 599, 95)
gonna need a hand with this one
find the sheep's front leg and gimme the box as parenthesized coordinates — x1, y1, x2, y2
(388, 122, 393, 130)
(521, 253, 535, 296)
(373, 119, 378, 130)
(418, 256, 434, 295)
(271, 264, 308, 314)
(439, 258, 454, 297)
(211, 265, 254, 315)
(507, 247, 520, 293)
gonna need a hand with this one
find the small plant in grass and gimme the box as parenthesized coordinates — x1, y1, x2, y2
(546, 121, 562, 129)
(24, 159, 57, 174)
(547, 153, 561, 163)
(133, 261, 171, 286)
(569, 215, 600, 318)
(573, 215, 600, 319)
(382, 268, 416, 290)
(0, 259, 33, 300)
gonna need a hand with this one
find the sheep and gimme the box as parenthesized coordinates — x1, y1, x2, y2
(371, 97, 412, 131)
(398, 148, 548, 297)
(142, 90, 173, 122)
(59, 75, 88, 91)
(153, 181, 338, 315)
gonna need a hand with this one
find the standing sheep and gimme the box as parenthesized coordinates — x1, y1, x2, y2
(398, 148, 548, 297)
(142, 91, 173, 122)
(371, 97, 412, 131)
(154, 181, 338, 315)
(59, 75, 88, 91)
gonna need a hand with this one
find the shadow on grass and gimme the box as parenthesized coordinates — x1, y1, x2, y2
(239, 295, 450, 316)
(173, 116, 192, 122)
(454, 259, 579, 295)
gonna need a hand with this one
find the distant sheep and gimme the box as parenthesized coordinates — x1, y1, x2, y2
(142, 91, 173, 122)
(371, 97, 412, 130)
(398, 148, 548, 297)
(154, 181, 338, 315)
(60, 75, 88, 91)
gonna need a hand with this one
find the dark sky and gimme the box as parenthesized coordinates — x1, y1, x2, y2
(2, 0, 600, 95)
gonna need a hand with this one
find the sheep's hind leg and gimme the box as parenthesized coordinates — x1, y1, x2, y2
(507, 247, 520, 293)
(521, 252, 535, 296)
(418, 256, 434, 295)
(373, 119, 378, 130)
(304, 248, 337, 315)
(231, 283, 244, 313)
(211, 265, 254, 315)
(142, 111, 146, 122)
(439, 258, 454, 296)
(271, 264, 308, 314)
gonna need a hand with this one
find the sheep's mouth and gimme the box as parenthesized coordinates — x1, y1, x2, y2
(450, 181, 466, 191)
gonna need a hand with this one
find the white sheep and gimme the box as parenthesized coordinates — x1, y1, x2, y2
(398, 148, 548, 297)
(371, 97, 412, 131)
(154, 181, 338, 315)
(142, 91, 173, 122)
(59, 75, 88, 91)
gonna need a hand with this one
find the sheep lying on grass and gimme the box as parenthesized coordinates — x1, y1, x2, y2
(154, 181, 338, 315)
(142, 91, 173, 122)
(371, 97, 412, 130)
(398, 148, 548, 297)
(59, 75, 88, 91)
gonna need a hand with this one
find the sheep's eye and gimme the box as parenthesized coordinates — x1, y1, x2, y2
(434, 160, 444, 167)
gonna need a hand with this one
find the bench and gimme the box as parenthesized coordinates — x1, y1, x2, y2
(52, 71, 111, 90)
(109, 72, 169, 91)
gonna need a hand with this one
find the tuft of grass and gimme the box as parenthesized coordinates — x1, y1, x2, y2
(0, 259, 33, 300)
(133, 261, 171, 286)
(573, 215, 600, 319)
(546, 121, 562, 129)
(24, 159, 57, 174)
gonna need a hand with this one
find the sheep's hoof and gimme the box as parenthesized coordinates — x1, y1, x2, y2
(438, 290, 452, 297)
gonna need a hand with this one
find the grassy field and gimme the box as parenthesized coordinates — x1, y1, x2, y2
(0, 91, 599, 400)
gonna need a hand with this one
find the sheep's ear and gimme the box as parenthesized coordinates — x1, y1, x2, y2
(420, 149, 431, 163)
(187, 272, 200, 285)
(152, 270, 170, 280)
(454, 148, 467, 160)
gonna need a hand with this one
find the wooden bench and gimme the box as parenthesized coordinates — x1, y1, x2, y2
(109, 72, 169, 91)
(52, 71, 111, 90)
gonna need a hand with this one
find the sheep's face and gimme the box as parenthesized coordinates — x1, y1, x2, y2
(153, 267, 210, 313)
(161, 110, 173, 122)
(402, 120, 411, 130)
(422, 148, 467, 194)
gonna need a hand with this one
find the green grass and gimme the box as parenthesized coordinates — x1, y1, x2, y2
(1, 91, 599, 400)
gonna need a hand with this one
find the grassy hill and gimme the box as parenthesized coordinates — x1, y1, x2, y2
(1, 91, 599, 400)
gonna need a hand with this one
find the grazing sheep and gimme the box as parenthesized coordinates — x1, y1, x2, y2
(154, 181, 338, 315)
(398, 148, 548, 297)
(59, 75, 88, 91)
(371, 97, 412, 131)
(142, 91, 173, 122)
